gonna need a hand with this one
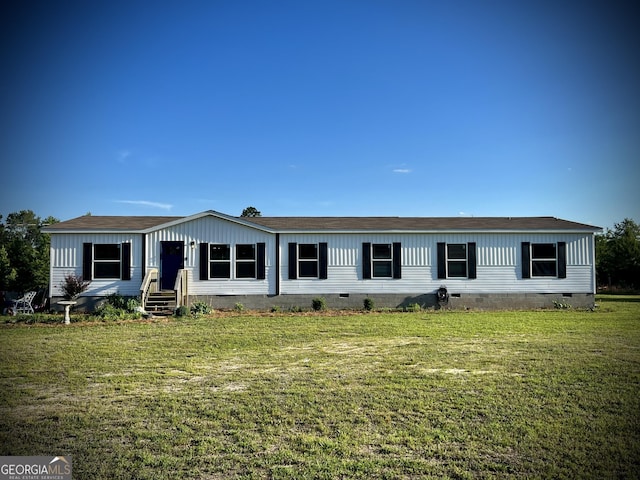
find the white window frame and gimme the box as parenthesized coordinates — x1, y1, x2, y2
(447, 243, 468, 278)
(372, 243, 393, 278)
(235, 244, 256, 279)
(93, 244, 121, 279)
(209, 244, 231, 279)
(298, 243, 319, 278)
(531, 243, 557, 277)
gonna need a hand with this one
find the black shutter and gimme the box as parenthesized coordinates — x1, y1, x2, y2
(288, 243, 297, 279)
(521, 242, 531, 279)
(257, 243, 266, 280)
(362, 243, 371, 279)
(467, 242, 477, 279)
(437, 243, 446, 279)
(557, 242, 567, 279)
(393, 242, 402, 279)
(199, 243, 209, 280)
(121, 242, 131, 280)
(83, 243, 93, 281)
(319, 242, 328, 279)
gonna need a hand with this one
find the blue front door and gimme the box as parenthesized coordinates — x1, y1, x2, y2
(161, 241, 184, 290)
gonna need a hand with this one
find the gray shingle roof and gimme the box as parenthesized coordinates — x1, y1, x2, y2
(248, 216, 600, 231)
(45, 212, 600, 232)
(45, 216, 181, 231)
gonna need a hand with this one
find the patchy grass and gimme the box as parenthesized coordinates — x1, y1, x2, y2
(1, 298, 639, 479)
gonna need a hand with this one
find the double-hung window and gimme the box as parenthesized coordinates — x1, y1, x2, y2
(236, 244, 256, 278)
(531, 243, 557, 277)
(446, 244, 467, 277)
(288, 243, 328, 279)
(437, 242, 477, 279)
(521, 242, 567, 279)
(82, 242, 131, 281)
(298, 244, 319, 278)
(209, 244, 231, 278)
(200, 243, 265, 280)
(372, 244, 393, 278)
(93, 244, 121, 279)
(362, 242, 402, 279)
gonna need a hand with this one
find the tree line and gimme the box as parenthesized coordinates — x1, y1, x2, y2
(0, 210, 58, 294)
(596, 218, 640, 292)
(0, 210, 638, 295)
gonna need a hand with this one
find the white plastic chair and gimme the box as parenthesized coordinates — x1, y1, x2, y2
(14, 291, 37, 314)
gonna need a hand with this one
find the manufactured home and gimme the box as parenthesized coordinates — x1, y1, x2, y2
(44, 211, 601, 311)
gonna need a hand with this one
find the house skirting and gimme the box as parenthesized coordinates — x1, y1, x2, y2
(189, 292, 596, 311)
(51, 292, 596, 314)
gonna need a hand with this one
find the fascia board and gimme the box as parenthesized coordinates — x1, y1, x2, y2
(46, 227, 600, 235)
(274, 228, 601, 234)
(44, 229, 148, 234)
(141, 210, 276, 234)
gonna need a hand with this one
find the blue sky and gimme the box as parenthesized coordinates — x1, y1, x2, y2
(1, 1, 638, 229)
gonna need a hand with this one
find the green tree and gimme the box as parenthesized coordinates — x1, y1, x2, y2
(0, 245, 17, 291)
(0, 210, 59, 293)
(241, 206, 261, 217)
(595, 233, 610, 287)
(596, 218, 640, 290)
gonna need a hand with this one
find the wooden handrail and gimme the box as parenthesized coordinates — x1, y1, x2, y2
(173, 269, 188, 309)
(140, 268, 158, 307)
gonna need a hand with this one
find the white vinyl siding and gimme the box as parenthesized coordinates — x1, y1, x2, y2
(49, 233, 141, 297)
(279, 232, 594, 295)
(147, 216, 273, 295)
(49, 214, 596, 300)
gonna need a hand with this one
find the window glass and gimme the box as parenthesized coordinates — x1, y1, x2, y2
(447, 244, 466, 259)
(210, 244, 230, 260)
(373, 261, 392, 277)
(236, 244, 256, 278)
(371, 244, 392, 277)
(532, 261, 557, 277)
(531, 243, 557, 277)
(236, 262, 256, 278)
(299, 261, 318, 277)
(372, 244, 391, 259)
(93, 244, 121, 279)
(209, 244, 230, 278)
(94, 244, 120, 260)
(297, 244, 319, 278)
(448, 261, 467, 277)
(210, 263, 231, 278)
(236, 244, 255, 260)
(446, 244, 467, 277)
(95, 262, 120, 279)
(532, 243, 556, 259)
(299, 244, 318, 259)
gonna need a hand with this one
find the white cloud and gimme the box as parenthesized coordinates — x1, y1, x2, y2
(393, 168, 411, 174)
(117, 150, 132, 163)
(116, 200, 173, 210)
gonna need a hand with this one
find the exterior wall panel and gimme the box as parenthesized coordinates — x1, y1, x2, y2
(149, 216, 275, 295)
(279, 232, 595, 295)
(48, 213, 597, 309)
(49, 233, 142, 297)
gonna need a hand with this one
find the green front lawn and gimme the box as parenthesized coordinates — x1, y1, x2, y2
(1, 298, 639, 478)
